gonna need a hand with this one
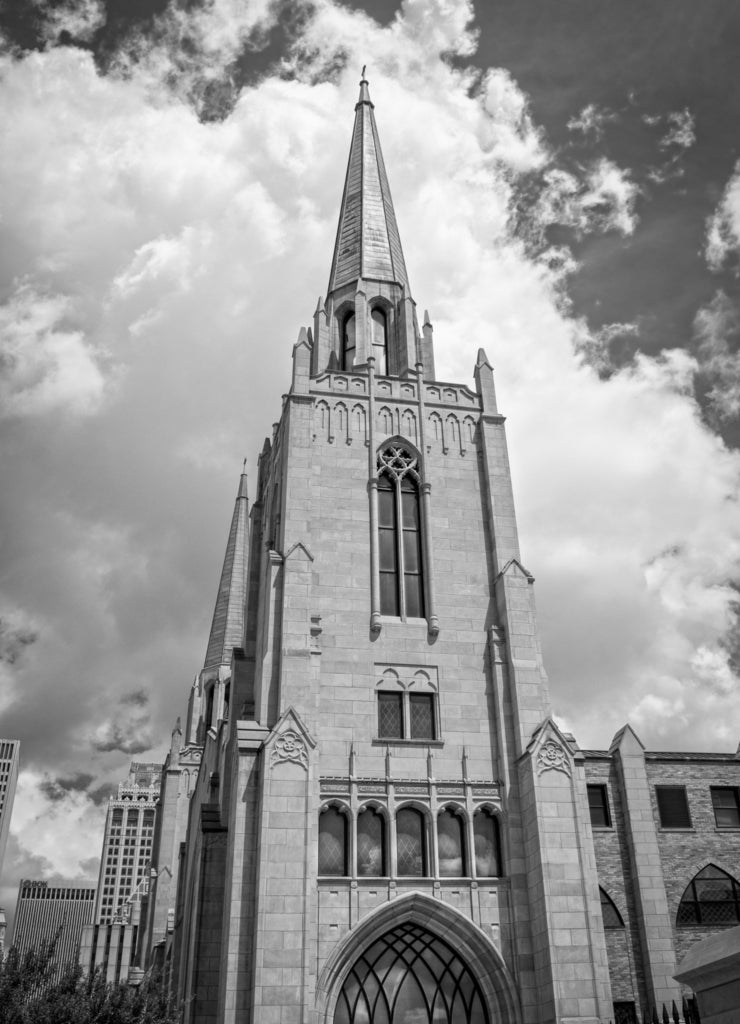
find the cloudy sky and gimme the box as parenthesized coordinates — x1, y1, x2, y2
(2, 0, 740, 928)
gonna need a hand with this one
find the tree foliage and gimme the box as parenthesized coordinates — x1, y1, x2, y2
(0, 941, 176, 1024)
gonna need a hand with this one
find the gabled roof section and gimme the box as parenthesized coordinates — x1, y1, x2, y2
(327, 73, 410, 296)
(203, 470, 249, 672)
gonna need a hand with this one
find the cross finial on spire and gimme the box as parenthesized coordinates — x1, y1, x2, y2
(357, 66, 372, 107)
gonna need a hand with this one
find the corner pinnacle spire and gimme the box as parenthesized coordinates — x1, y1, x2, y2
(203, 466, 249, 672)
(327, 71, 409, 297)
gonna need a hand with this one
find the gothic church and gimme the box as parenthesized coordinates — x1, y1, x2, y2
(136, 76, 740, 1024)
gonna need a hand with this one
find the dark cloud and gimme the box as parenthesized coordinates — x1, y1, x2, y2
(89, 782, 118, 805)
(38, 772, 96, 803)
(121, 688, 149, 708)
(0, 617, 37, 665)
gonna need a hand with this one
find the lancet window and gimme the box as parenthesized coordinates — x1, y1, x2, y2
(473, 809, 501, 878)
(319, 805, 348, 876)
(377, 445, 425, 619)
(396, 807, 427, 877)
(437, 809, 465, 878)
(357, 807, 386, 877)
(334, 921, 490, 1024)
(371, 307, 388, 374)
(343, 313, 356, 370)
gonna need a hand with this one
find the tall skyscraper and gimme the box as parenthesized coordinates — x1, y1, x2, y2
(13, 879, 95, 975)
(0, 739, 19, 882)
(135, 77, 739, 1024)
(94, 761, 161, 925)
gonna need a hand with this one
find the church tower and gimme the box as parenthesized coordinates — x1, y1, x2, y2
(168, 75, 614, 1024)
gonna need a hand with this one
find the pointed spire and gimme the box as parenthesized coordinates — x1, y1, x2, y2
(327, 71, 410, 297)
(203, 467, 249, 672)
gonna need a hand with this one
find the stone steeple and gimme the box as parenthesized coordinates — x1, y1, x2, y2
(203, 468, 249, 672)
(327, 71, 409, 298)
(312, 73, 423, 378)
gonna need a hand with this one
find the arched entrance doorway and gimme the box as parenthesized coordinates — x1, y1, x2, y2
(334, 919, 488, 1023)
(317, 892, 521, 1024)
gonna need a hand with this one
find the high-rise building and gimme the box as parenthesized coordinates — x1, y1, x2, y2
(12, 879, 95, 975)
(94, 761, 161, 925)
(137, 77, 739, 1024)
(0, 739, 19, 882)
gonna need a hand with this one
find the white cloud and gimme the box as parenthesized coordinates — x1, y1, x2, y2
(35, 0, 106, 44)
(706, 160, 740, 271)
(0, 285, 107, 417)
(693, 290, 740, 422)
(536, 159, 639, 239)
(9, 771, 104, 880)
(567, 103, 617, 140)
(660, 108, 695, 150)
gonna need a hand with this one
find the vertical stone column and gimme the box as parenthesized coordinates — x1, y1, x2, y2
(192, 822, 227, 1024)
(611, 725, 681, 1012)
(251, 712, 316, 1024)
(519, 721, 613, 1024)
(218, 723, 269, 1024)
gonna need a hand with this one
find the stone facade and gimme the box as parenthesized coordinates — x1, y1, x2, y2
(135, 76, 740, 1024)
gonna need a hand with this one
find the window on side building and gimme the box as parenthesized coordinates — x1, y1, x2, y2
(711, 786, 740, 829)
(655, 785, 692, 828)
(677, 865, 740, 926)
(587, 784, 611, 828)
(599, 888, 624, 928)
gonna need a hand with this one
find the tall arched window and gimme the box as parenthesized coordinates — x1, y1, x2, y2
(357, 807, 386, 877)
(473, 810, 501, 878)
(438, 809, 466, 877)
(396, 808, 427, 877)
(334, 921, 490, 1024)
(377, 445, 425, 619)
(342, 313, 356, 370)
(371, 307, 388, 375)
(677, 865, 740, 926)
(319, 806, 348, 876)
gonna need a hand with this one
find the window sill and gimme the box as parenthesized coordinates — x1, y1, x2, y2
(378, 616, 430, 627)
(658, 827, 695, 832)
(714, 825, 740, 831)
(591, 826, 614, 832)
(373, 738, 444, 748)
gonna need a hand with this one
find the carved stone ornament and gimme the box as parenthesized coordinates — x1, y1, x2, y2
(536, 739, 571, 776)
(270, 729, 309, 771)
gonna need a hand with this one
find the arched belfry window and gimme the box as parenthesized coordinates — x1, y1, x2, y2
(473, 810, 501, 878)
(334, 921, 490, 1024)
(357, 806, 386, 877)
(396, 807, 428, 877)
(343, 313, 356, 370)
(677, 865, 740, 926)
(438, 808, 466, 877)
(319, 805, 348, 876)
(377, 445, 425, 619)
(371, 307, 388, 375)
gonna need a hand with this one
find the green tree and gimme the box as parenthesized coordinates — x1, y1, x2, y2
(0, 942, 176, 1024)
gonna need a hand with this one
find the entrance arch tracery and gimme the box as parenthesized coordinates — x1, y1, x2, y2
(316, 892, 521, 1024)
